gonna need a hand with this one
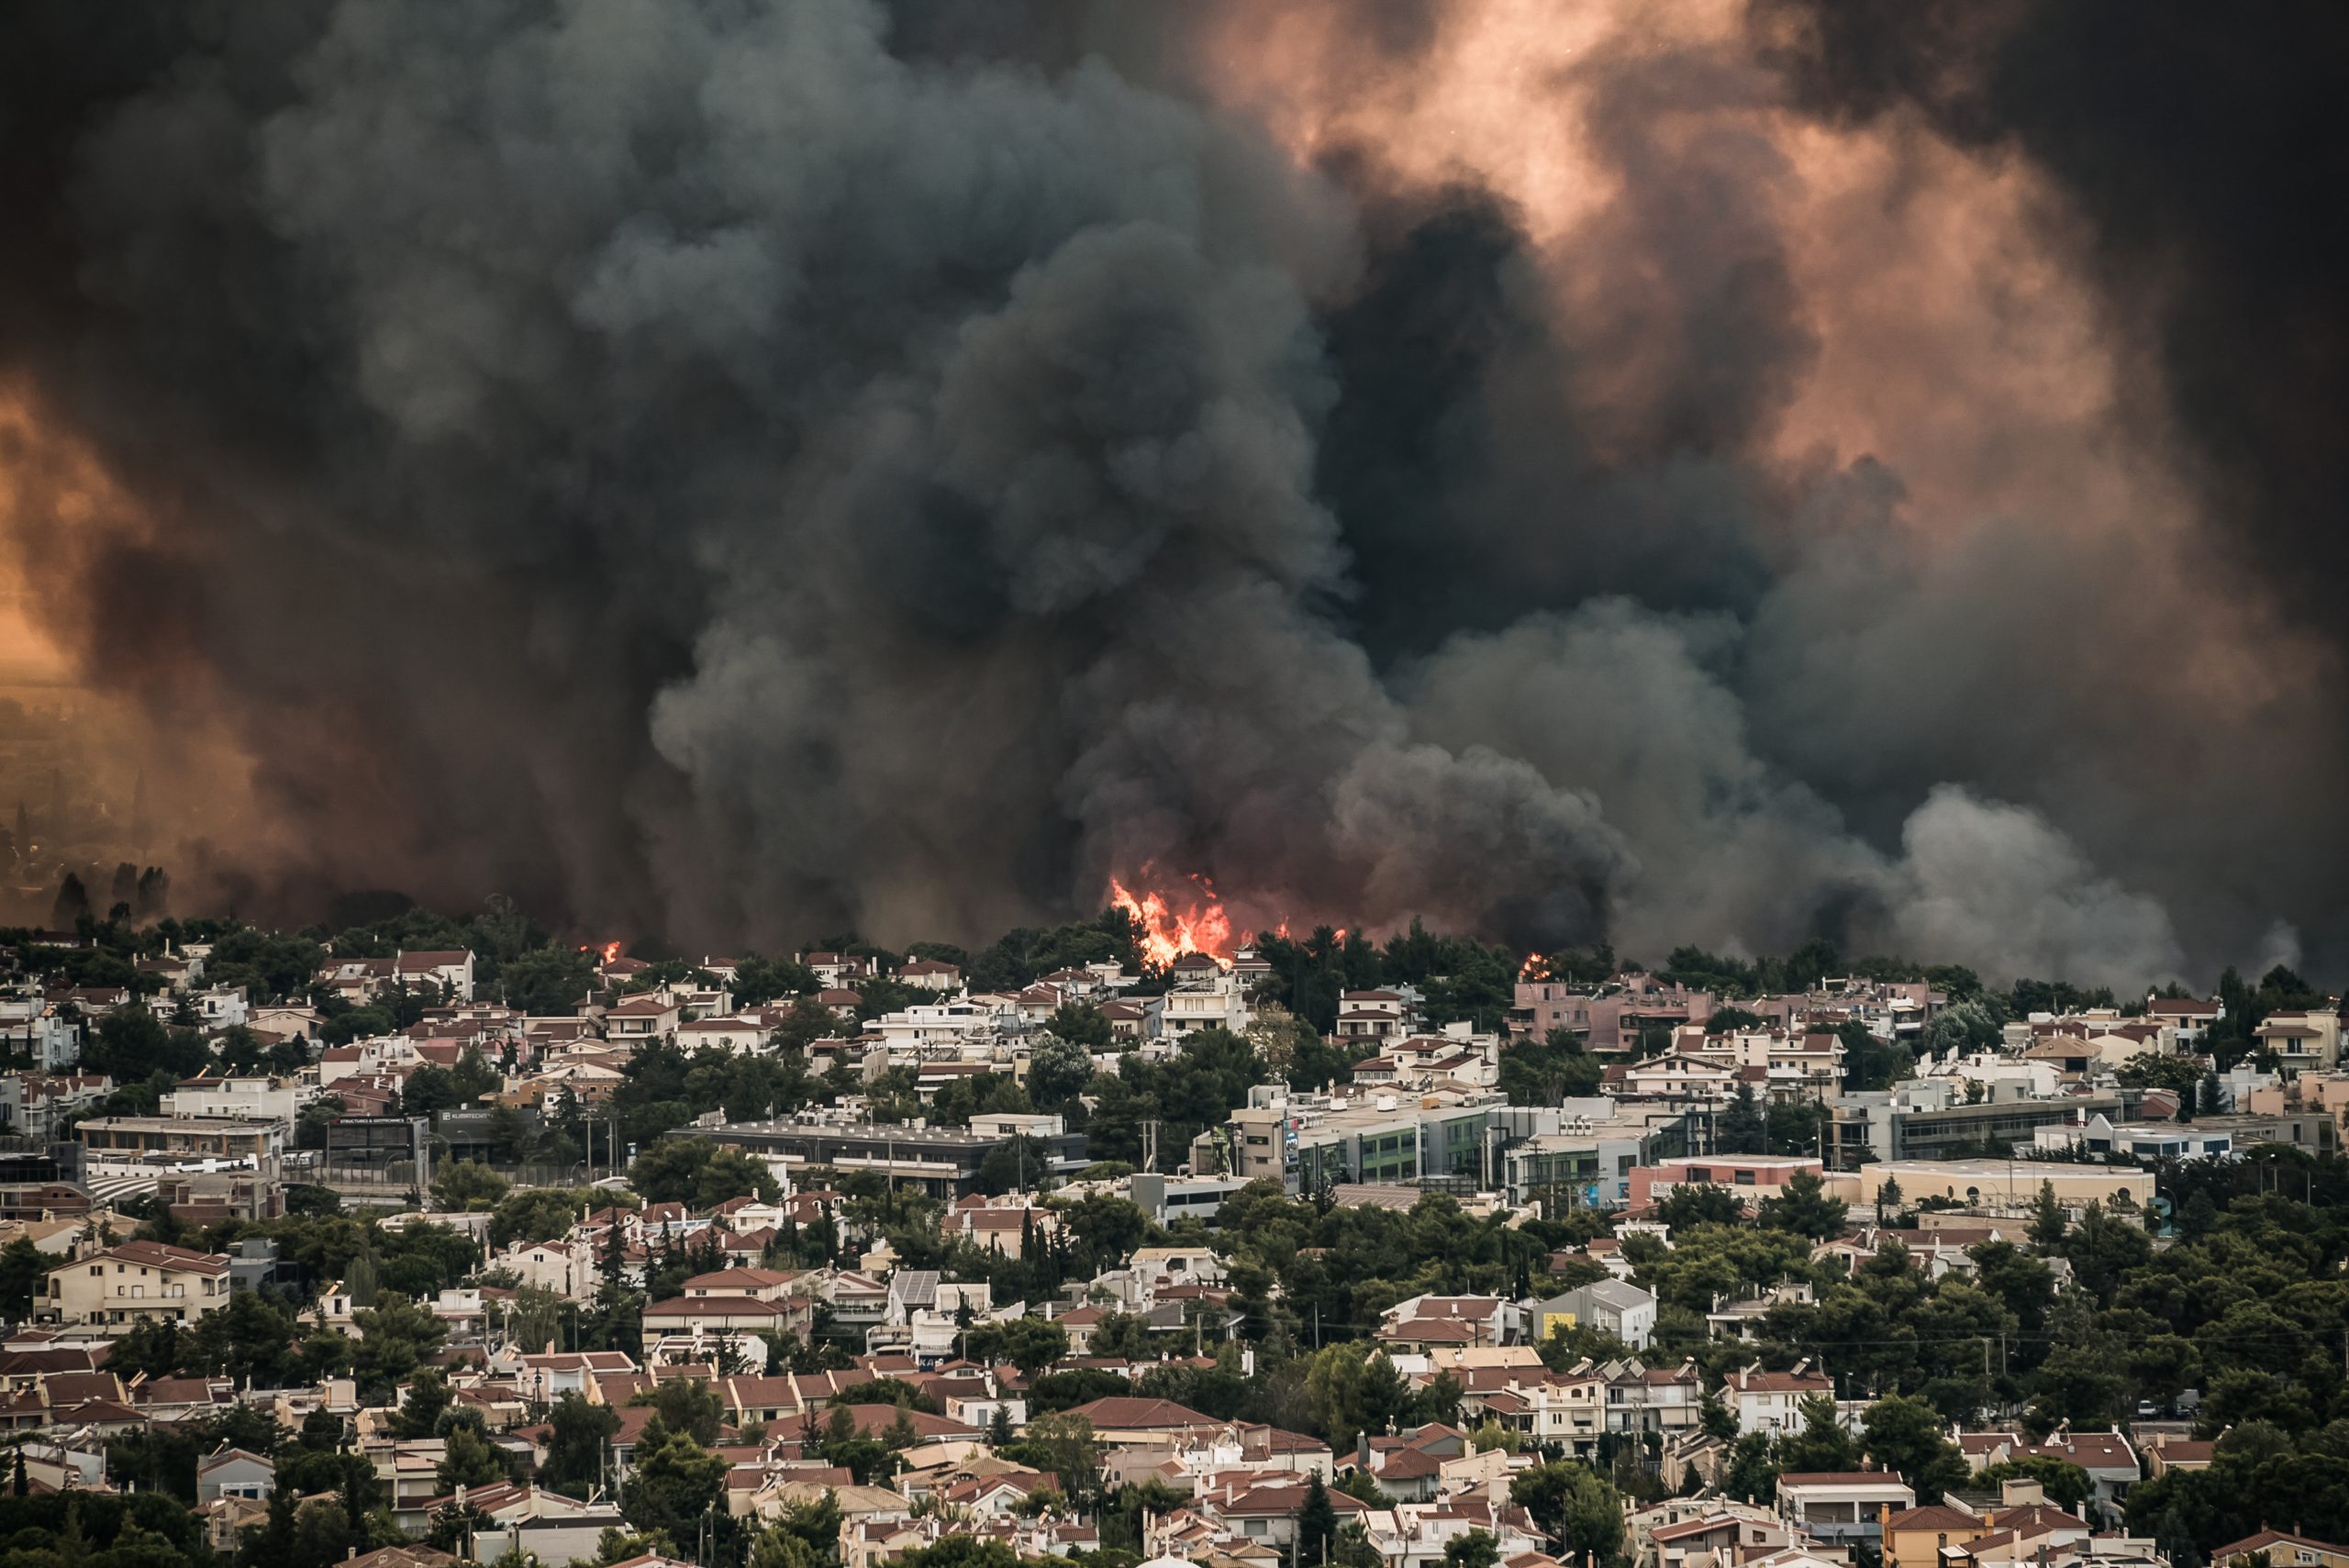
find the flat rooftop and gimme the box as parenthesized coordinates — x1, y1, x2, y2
(709, 1118, 1004, 1147)
(78, 1116, 283, 1134)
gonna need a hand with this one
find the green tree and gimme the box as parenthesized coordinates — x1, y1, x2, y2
(288, 1496, 361, 1568)
(1025, 1411, 1100, 1499)
(497, 946, 600, 1014)
(349, 1293, 447, 1406)
(402, 1065, 461, 1115)
(1862, 1394, 1968, 1503)
(1923, 1000, 2006, 1057)
(1759, 1170, 1847, 1240)
(635, 1377, 726, 1446)
(540, 1393, 622, 1499)
(2029, 1181, 2068, 1248)
(450, 1047, 503, 1104)
(1976, 1456, 2093, 1511)
(492, 1186, 596, 1250)
(1444, 1529, 1500, 1568)
(619, 1418, 727, 1545)
(1654, 1184, 1742, 1232)
(1298, 1472, 1340, 1564)
(394, 1368, 453, 1439)
(1721, 1433, 1778, 1504)
(1511, 1461, 1622, 1568)
(184, 1291, 306, 1386)
(1028, 1032, 1097, 1109)
(629, 1140, 781, 1207)
(436, 1424, 511, 1491)
(1776, 1394, 1860, 1473)
(1499, 1029, 1603, 1106)
(1045, 1004, 1113, 1051)
(889, 1540, 1021, 1568)
(429, 1159, 509, 1212)
(963, 1317, 1070, 1376)
(1718, 1085, 1767, 1154)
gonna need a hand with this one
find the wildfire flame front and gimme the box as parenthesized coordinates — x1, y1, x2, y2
(1108, 871, 1235, 970)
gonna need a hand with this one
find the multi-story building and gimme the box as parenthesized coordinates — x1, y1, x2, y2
(1775, 1473, 1917, 1549)
(1528, 1280, 1659, 1351)
(159, 1075, 299, 1125)
(0, 998, 81, 1073)
(77, 1115, 285, 1170)
(0, 1073, 110, 1140)
(394, 950, 476, 1001)
(1160, 972, 1254, 1037)
(1723, 1360, 1834, 1435)
(2255, 1009, 2343, 1075)
(1500, 1104, 1698, 1209)
(1512, 977, 1715, 1052)
(707, 1115, 1033, 1196)
(41, 1240, 231, 1332)
(1827, 1083, 2121, 1167)
(1602, 1355, 1704, 1436)
(1630, 1156, 1823, 1214)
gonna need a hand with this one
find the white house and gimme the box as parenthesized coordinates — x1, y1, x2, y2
(1724, 1360, 1834, 1435)
(395, 950, 477, 1002)
(503, 1238, 597, 1303)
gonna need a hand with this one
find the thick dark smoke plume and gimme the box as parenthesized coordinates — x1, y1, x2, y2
(0, 0, 2343, 985)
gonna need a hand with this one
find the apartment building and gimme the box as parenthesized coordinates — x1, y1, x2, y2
(42, 1240, 231, 1332)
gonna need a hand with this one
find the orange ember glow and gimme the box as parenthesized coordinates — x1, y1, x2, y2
(1520, 952, 1546, 981)
(1109, 869, 1236, 970)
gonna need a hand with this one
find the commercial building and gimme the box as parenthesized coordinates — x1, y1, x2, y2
(159, 1075, 300, 1125)
(77, 1115, 285, 1169)
(706, 1116, 1055, 1196)
(1201, 1086, 1696, 1209)
(1827, 1084, 2121, 1167)
(1824, 1160, 2152, 1216)
(1629, 1155, 1822, 1213)
(1500, 1104, 1698, 1210)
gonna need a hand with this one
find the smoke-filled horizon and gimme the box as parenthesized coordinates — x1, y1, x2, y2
(0, 0, 2343, 988)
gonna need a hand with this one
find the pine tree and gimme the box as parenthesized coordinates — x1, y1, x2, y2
(597, 1212, 627, 1307)
(2028, 1180, 2067, 1249)
(344, 1251, 380, 1309)
(1718, 1084, 1766, 1154)
(1298, 1473, 1338, 1565)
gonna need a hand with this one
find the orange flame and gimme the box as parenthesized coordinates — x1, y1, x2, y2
(1108, 869, 1235, 970)
(1520, 952, 1547, 981)
(579, 940, 625, 965)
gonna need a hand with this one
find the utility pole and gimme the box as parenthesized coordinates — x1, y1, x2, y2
(1142, 1119, 1160, 1174)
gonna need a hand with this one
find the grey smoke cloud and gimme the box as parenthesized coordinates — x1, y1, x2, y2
(0, 0, 2337, 989)
(1402, 598, 2187, 989)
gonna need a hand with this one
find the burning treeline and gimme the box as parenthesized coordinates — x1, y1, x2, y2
(0, 2, 2343, 988)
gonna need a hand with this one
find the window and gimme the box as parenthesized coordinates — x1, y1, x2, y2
(1734, 1171, 1757, 1185)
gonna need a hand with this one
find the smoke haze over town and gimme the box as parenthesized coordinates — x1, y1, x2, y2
(2, 0, 2345, 990)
